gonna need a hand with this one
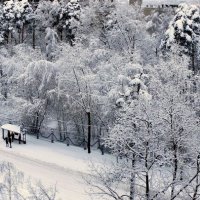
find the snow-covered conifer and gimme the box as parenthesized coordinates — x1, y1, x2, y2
(162, 3, 200, 65)
(2, 0, 33, 43)
(58, 0, 81, 44)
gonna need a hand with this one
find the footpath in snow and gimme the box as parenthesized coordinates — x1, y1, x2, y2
(0, 134, 114, 200)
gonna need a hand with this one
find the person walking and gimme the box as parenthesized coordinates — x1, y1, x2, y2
(19, 134, 21, 144)
(5, 137, 9, 147)
(7, 130, 10, 139)
(11, 132, 14, 142)
(8, 137, 12, 148)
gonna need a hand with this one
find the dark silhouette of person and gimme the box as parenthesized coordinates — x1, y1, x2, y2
(5, 137, 9, 147)
(11, 132, 14, 142)
(19, 134, 21, 144)
(7, 130, 10, 139)
(8, 137, 12, 148)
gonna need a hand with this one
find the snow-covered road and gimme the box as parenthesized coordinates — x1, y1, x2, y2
(0, 148, 86, 200)
(0, 135, 114, 200)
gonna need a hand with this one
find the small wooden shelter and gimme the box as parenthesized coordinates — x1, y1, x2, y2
(1, 124, 26, 144)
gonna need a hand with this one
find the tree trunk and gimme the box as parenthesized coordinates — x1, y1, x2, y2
(192, 154, 200, 200)
(3, 82, 8, 99)
(58, 119, 62, 140)
(87, 111, 91, 154)
(21, 24, 25, 43)
(57, 106, 62, 141)
(171, 142, 178, 199)
(62, 109, 67, 134)
(35, 112, 39, 139)
(130, 153, 136, 200)
(145, 142, 150, 200)
(19, 30, 21, 44)
(6, 31, 9, 44)
(60, 29, 63, 41)
(32, 21, 36, 49)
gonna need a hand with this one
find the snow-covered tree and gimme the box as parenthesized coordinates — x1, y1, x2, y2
(1, 0, 33, 44)
(20, 60, 57, 136)
(56, 44, 107, 153)
(77, 0, 115, 49)
(89, 53, 200, 200)
(34, 0, 59, 29)
(150, 54, 200, 200)
(34, 0, 81, 46)
(1, 0, 16, 43)
(145, 8, 173, 57)
(13, 0, 33, 43)
(106, 99, 162, 200)
(162, 3, 200, 72)
(45, 27, 59, 61)
(0, 162, 24, 200)
(115, 62, 151, 108)
(58, 0, 81, 44)
(0, 5, 5, 43)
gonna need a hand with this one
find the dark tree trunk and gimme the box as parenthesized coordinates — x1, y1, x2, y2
(171, 142, 178, 199)
(3, 82, 8, 99)
(87, 111, 91, 154)
(0, 69, 3, 77)
(57, 104, 62, 141)
(7, 31, 10, 44)
(130, 153, 136, 200)
(58, 119, 62, 140)
(35, 112, 39, 139)
(192, 154, 200, 200)
(32, 21, 36, 49)
(21, 24, 25, 43)
(145, 142, 150, 200)
(60, 29, 63, 41)
(19, 30, 21, 44)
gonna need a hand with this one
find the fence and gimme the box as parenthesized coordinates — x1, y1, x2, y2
(25, 127, 105, 155)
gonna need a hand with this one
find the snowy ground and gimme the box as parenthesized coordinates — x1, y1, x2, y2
(0, 134, 114, 200)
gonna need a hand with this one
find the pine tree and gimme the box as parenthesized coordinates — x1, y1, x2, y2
(162, 3, 200, 51)
(161, 3, 200, 72)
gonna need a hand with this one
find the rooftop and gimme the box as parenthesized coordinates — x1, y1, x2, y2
(142, 0, 200, 7)
(1, 124, 21, 134)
